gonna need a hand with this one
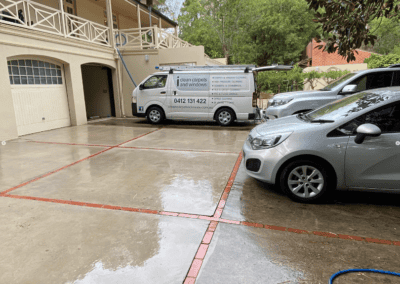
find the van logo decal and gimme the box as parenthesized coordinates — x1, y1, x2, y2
(139, 106, 143, 111)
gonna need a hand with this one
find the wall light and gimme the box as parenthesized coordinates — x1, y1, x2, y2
(145, 55, 149, 62)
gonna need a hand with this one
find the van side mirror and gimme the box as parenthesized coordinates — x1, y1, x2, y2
(139, 84, 144, 90)
(341, 84, 357, 94)
(354, 123, 381, 144)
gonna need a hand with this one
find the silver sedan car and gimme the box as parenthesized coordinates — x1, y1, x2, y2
(243, 87, 400, 203)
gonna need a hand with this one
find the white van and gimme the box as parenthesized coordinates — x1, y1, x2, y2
(131, 65, 292, 126)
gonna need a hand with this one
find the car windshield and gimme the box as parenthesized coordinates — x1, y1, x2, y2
(304, 91, 394, 122)
(320, 73, 357, 91)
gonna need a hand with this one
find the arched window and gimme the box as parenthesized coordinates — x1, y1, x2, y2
(7, 59, 63, 85)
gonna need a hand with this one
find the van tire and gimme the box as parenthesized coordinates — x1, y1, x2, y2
(146, 106, 164, 124)
(216, 108, 235, 126)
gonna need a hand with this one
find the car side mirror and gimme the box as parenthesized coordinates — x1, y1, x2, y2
(341, 84, 357, 94)
(354, 123, 381, 144)
(139, 84, 144, 90)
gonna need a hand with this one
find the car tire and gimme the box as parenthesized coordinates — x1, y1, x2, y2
(279, 159, 334, 203)
(146, 106, 164, 124)
(216, 108, 235, 126)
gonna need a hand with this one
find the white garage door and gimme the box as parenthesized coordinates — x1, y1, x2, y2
(8, 59, 71, 136)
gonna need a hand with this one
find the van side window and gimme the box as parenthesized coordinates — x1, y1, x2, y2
(143, 75, 167, 89)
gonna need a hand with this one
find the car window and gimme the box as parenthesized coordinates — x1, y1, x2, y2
(349, 72, 393, 92)
(321, 73, 357, 91)
(143, 75, 167, 89)
(338, 102, 400, 135)
(393, 71, 400, 86)
(367, 72, 393, 89)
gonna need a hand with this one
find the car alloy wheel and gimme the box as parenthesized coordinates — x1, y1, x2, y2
(280, 159, 334, 203)
(287, 166, 324, 199)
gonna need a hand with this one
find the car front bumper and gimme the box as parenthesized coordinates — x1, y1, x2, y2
(242, 139, 285, 184)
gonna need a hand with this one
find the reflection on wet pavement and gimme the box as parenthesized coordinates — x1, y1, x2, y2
(20, 125, 155, 145)
(122, 129, 248, 152)
(197, 223, 400, 284)
(11, 148, 238, 215)
(0, 198, 208, 284)
(222, 163, 400, 241)
(0, 140, 103, 192)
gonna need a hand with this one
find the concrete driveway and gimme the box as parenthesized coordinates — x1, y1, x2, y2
(0, 118, 399, 284)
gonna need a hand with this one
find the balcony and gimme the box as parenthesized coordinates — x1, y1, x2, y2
(0, 0, 193, 50)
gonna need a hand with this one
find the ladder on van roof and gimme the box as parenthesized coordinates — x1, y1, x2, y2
(155, 65, 293, 73)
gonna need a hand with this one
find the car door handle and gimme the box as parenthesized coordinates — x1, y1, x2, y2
(160, 91, 166, 94)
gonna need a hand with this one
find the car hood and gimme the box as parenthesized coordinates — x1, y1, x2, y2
(250, 115, 319, 137)
(271, 90, 332, 100)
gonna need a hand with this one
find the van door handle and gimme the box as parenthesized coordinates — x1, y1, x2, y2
(160, 91, 166, 94)
(174, 91, 177, 95)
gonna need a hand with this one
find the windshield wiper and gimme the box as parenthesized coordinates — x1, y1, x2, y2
(310, 119, 335, 123)
(297, 113, 310, 121)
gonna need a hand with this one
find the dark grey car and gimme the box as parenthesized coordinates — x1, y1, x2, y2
(243, 87, 400, 203)
(265, 65, 400, 119)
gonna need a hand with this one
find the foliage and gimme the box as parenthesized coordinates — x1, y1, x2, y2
(257, 65, 350, 93)
(306, 0, 400, 62)
(237, 0, 319, 66)
(364, 53, 400, 69)
(177, 0, 225, 58)
(367, 17, 400, 55)
(178, 0, 319, 64)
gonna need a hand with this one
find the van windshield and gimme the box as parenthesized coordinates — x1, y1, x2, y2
(321, 73, 357, 91)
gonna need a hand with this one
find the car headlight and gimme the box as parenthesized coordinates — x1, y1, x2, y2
(269, 98, 293, 107)
(248, 132, 292, 150)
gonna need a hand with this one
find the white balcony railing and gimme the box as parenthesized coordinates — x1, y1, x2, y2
(0, 0, 111, 47)
(115, 27, 194, 50)
(1, 0, 194, 50)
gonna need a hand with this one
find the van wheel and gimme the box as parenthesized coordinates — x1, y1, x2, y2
(279, 159, 334, 203)
(216, 108, 235, 126)
(146, 106, 164, 124)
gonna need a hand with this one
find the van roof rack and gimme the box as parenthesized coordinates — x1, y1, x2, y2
(155, 65, 256, 71)
(155, 64, 293, 73)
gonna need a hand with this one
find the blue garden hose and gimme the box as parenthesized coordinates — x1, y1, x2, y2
(330, 269, 400, 283)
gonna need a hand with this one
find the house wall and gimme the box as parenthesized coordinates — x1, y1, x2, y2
(0, 24, 118, 141)
(303, 63, 368, 90)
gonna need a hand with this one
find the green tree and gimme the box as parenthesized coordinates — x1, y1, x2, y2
(237, 0, 318, 66)
(367, 17, 400, 55)
(178, 0, 224, 58)
(306, 0, 400, 62)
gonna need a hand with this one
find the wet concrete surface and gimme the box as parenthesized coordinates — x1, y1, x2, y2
(222, 162, 400, 241)
(2, 122, 400, 283)
(11, 148, 238, 215)
(90, 117, 256, 131)
(0, 140, 103, 192)
(123, 128, 248, 152)
(20, 124, 156, 145)
(197, 223, 400, 284)
(0, 198, 208, 284)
